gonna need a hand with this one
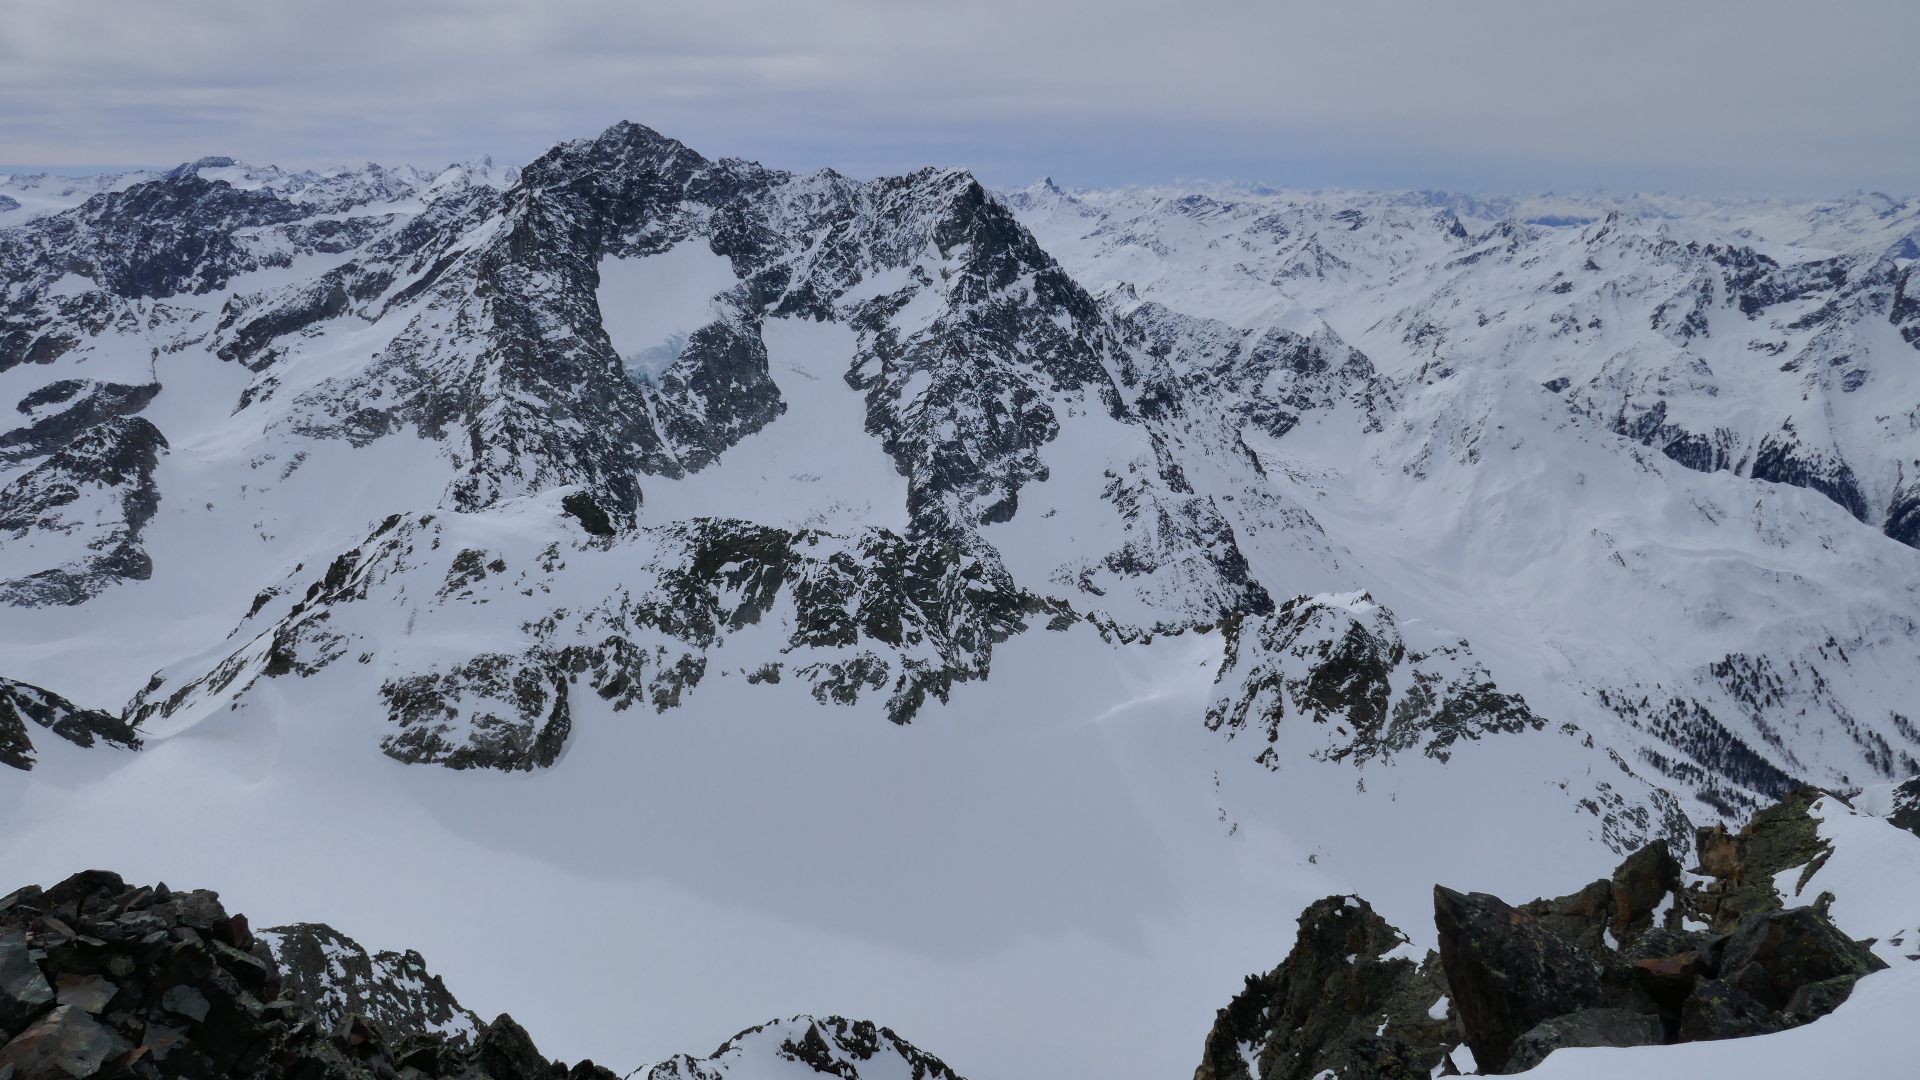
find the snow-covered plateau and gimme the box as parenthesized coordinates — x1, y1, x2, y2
(2, 124, 1918, 1078)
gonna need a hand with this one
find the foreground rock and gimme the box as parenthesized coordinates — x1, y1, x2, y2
(1193, 895, 1463, 1080)
(1, 871, 972, 1080)
(1432, 787, 1888, 1071)
(0, 870, 619, 1080)
(1433, 886, 1609, 1072)
(1199, 783, 1901, 1077)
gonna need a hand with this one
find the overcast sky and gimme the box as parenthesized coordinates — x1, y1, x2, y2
(1, 0, 1913, 194)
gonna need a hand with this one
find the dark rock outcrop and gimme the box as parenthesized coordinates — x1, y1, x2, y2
(0, 871, 608, 1080)
(1714, 906, 1885, 1010)
(1433, 887, 1606, 1073)
(1887, 775, 1920, 839)
(0, 676, 140, 771)
(1193, 895, 1460, 1080)
(1200, 786, 1896, 1077)
(257, 924, 481, 1048)
(0, 377, 169, 607)
(1687, 785, 1840, 933)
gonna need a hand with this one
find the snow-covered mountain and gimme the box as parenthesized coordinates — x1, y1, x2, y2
(2, 123, 1917, 1078)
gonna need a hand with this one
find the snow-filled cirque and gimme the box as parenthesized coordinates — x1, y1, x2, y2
(2, 124, 1918, 1080)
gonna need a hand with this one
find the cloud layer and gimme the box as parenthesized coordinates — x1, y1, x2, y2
(2, 0, 1913, 192)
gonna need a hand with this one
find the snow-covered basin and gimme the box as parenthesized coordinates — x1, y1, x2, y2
(0, 610, 1691, 1080)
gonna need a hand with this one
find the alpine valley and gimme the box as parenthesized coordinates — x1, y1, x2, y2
(2, 123, 1918, 1079)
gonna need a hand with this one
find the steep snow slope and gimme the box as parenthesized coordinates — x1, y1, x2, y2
(2, 123, 1918, 1077)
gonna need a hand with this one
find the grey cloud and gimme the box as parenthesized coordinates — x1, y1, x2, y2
(1, 0, 1914, 192)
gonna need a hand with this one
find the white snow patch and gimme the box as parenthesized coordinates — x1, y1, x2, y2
(596, 243, 741, 383)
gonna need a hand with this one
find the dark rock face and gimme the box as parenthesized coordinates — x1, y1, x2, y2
(1887, 776, 1920, 838)
(1503, 1009, 1662, 1073)
(257, 924, 480, 1047)
(0, 927, 55, 1030)
(0, 871, 614, 1080)
(0, 676, 141, 771)
(1192, 895, 1460, 1080)
(1433, 887, 1607, 1073)
(1, 379, 168, 607)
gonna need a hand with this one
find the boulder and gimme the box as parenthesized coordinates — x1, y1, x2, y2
(1433, 886, 1607, 1074)
(261, 922, 482, 1047)
(1676, 980, 1777, 1042)
(1715, 905, 1886, 1010)
(1516, 880, 1611, 958)
(0, 928, 54, 1035)
(1779, 975, 1858, 1026)
(1608, 840, 1682, 945)
(1516, 841, 1687, 963)
(0, 1004, 129, 1080)
(1502, 1008, 1664, 1073)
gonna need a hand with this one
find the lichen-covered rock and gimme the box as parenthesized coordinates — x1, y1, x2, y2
(1193, 895, 1459, 1080)
(1502, 1008, 1663, 1073)
(1713, 905, 1886, 1011)
(1777, 974, 1858, 1026)
(1515, 840, 1689, 969)
(1688, 786, 1842, 933)
(1433, 886, 1607, 1074)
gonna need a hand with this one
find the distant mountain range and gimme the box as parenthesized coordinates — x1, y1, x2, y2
(3, 123, 1918, 1078)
